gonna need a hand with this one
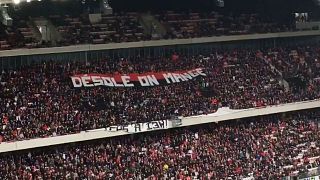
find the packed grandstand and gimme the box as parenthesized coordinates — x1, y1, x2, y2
(0, 0, 320, 179)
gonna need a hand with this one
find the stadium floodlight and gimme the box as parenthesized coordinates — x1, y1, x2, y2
(13, 0, 20, 4)
(26, 0, 31, 2)
(216, 0, 224, 7)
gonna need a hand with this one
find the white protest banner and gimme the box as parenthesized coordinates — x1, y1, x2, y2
(127, 120, 171, 133)
(299, 176, 320, 180)
(105, 118, 182, 133)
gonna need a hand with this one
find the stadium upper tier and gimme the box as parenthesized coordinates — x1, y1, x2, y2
(0, 45, 319, 143)
(0, 11, 301, 50)
(0, 110, 319, 179)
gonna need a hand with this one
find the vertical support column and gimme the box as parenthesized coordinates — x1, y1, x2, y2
(85, 51, 88, 64)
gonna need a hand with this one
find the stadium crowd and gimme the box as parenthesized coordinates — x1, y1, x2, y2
(262, 45, 320, 99)
(0, 1, 319, 179)
(0, 110, 319, 179)
(0, 46, 320, 142)
(264, 45, 320, 79)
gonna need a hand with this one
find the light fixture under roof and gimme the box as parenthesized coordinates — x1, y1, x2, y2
(13, 0, 20, 4)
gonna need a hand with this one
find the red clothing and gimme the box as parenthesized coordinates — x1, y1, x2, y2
(211, 99, 218, 105)
(2, 116, 8, 125)
(172, 54, 179, 62)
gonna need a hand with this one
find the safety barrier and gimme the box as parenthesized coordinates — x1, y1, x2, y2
(0, 30, 319, 57)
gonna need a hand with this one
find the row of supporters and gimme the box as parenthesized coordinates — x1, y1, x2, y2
(0, 109, 319, 179)
(0, 45, 320, 142)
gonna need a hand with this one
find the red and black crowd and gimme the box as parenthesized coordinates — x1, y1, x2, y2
(0, 110, 319, 179)
(0, 45, 319, 142)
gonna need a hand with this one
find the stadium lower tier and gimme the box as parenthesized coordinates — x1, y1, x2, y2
(0, 109, 319, 179)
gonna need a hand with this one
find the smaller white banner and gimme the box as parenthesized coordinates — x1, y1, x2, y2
(127, 120, 171, 133)
(299, 175, 320, 180)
